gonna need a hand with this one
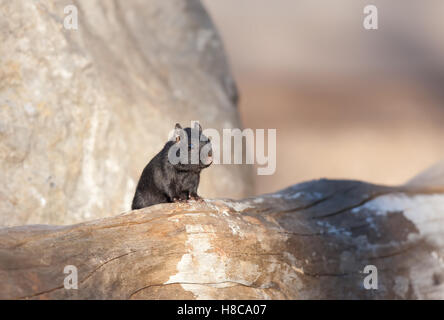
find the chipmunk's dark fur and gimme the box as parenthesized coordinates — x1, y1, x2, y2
(131, 123, 213, 210)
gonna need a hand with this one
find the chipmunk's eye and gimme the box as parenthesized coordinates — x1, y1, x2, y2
(189, 143, 193, 149)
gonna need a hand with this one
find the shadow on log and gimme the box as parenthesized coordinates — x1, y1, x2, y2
(1, 179, 444, 299)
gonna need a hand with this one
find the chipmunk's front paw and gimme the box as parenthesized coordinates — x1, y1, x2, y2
(173, 196, 188, 203)
(189, 193, 203, 202)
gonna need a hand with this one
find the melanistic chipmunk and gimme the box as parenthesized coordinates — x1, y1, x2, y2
(131, 122, 213, 209)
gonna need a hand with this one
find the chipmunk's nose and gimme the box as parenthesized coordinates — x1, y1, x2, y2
(203, 153, 213, 165)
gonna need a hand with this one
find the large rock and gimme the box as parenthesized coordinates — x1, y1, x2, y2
(1, 179, 444, 299)
(0, 0, 253, 226)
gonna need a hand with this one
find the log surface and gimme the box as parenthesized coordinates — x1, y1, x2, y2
(1, 179, 444, 299)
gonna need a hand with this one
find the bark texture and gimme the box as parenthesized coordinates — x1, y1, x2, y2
(1, 179, 444, 299)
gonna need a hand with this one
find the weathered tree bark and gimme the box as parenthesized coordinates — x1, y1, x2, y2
(1, 179, 444, 299)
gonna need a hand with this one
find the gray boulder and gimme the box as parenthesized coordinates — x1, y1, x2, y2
(0, 0, 253, 226)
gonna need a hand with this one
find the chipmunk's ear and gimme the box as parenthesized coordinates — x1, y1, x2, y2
(193, 121, 202, 132)
(174, 123, 182, 143)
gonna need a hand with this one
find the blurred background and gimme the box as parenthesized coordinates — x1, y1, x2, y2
(203, 0, 444, 195)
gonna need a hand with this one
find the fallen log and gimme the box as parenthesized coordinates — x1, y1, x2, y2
(1, 179, 444, 299)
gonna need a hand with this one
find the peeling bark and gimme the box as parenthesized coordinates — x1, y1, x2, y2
(1, 179, 444, 299)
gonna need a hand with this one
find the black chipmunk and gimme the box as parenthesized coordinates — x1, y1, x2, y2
(131, 122, 213, 210)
